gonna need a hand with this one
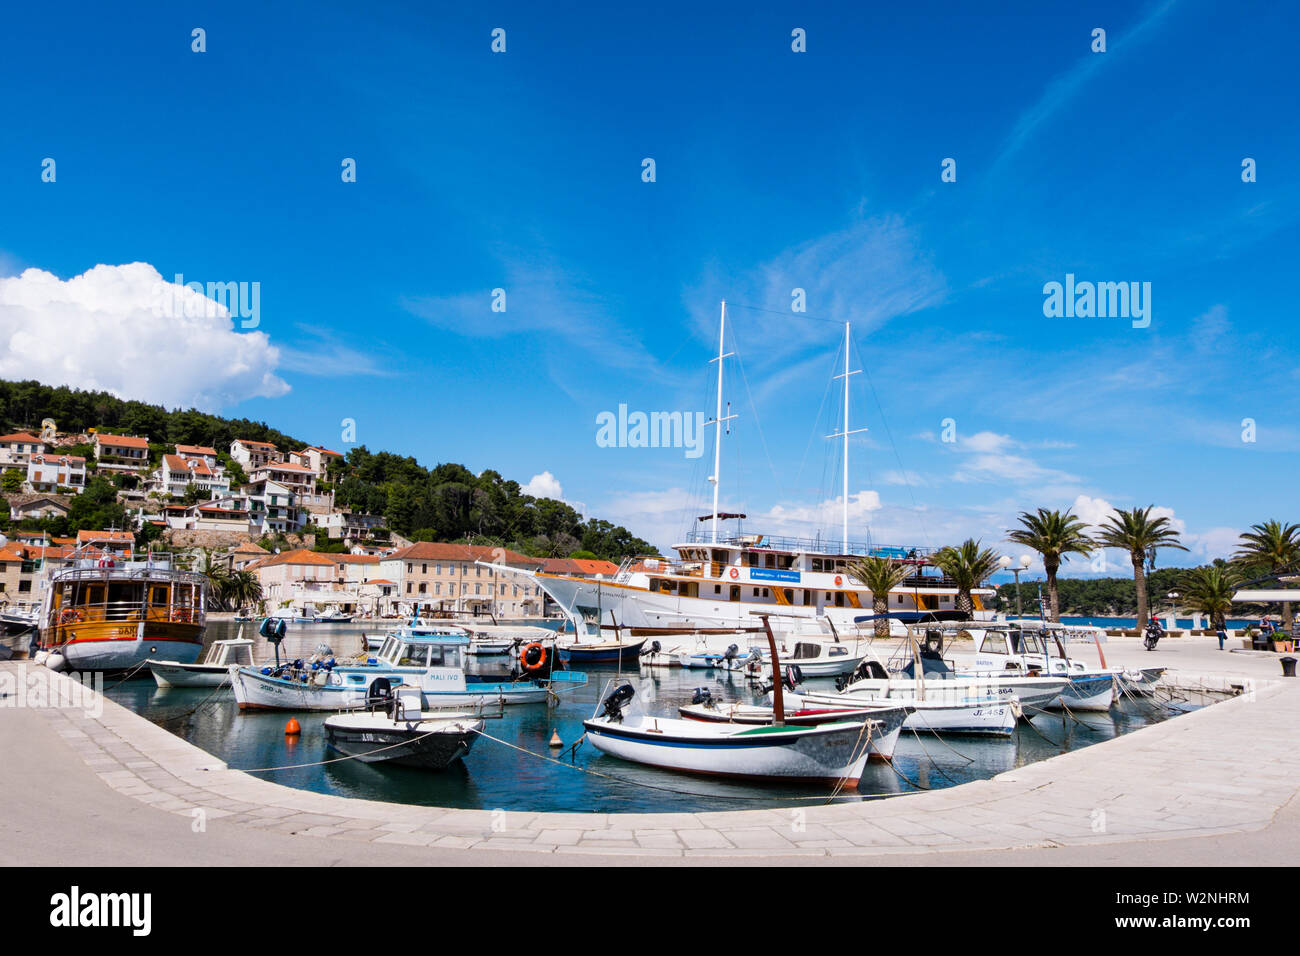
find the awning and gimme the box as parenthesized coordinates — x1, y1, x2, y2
(1231, 590, 1300, 602)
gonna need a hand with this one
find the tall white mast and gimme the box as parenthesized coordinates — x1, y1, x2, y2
(827, 322, 867, 549)
(706, 301, 737, 544)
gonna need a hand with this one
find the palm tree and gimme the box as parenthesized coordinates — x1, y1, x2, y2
(1178, 565, 1242, 631)
(221, 570, 263, 612)
(845, 556, 910, 638)
(1094, 506, 1187, 628)
(1233, 521, 1300, 634)
(928, 539, 1002, 617)
(1006, 509, 1095, 622)
(189, 547, 231, 610)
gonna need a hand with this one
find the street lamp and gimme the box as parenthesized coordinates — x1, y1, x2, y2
(1166, 591, 1180, 628)
(1000, 554, 1033, 620)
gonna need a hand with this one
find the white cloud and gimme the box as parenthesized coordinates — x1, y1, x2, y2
(521, 471, 564, 500)
(0, 263, 288, 408)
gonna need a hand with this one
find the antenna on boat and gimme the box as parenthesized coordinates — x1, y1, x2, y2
(826, 322, 867, 550)
(705, 300, 738, 545)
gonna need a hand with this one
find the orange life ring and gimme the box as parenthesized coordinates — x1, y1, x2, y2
(834, 575, 843, 586)
(59, 608, 83, 626)
(520, 642, 547, 671)
(728, 567, 739, 579)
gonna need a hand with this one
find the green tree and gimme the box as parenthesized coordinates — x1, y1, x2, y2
(1232, 520, 1300, 634)
(928, 539, 1002, 617)
(1178, 565, 1242, 631)
(845, 556, 910, 637)
(1094, 506, 1187, 628)
(1, 468, 24, 493)
(1007, 509, 1095, 622)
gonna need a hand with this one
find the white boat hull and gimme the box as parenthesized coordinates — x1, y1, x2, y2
(584, 715, 884, 784)
(789, 691, 1017, 737)
(61, 637, 202, 673)
(150, 661, 233, 688)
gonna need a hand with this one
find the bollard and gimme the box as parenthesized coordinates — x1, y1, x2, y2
(1281, 657, 1297, 678)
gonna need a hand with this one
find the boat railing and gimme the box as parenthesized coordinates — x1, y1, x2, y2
(48, 599, 205, 630)
(679, 529, 938, 559)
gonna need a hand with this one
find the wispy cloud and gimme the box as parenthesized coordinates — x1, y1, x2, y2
(685, 214, 948, 369)
(991, 0, 1180, 172)
(403, 254, 665, 374)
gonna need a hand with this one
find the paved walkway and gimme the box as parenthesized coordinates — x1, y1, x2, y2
(2, 636, 1297, 865)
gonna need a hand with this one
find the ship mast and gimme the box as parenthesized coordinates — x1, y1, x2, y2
(827, 322, 867, 550)
(706, 301, 737, 544)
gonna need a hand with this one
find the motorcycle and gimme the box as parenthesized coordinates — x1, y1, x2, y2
(1143, 619, 1164, 651)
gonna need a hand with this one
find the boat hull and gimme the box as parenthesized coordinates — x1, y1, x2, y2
(558, 639, 647, 663)
(52, 623, 203, 672)
(149, 661, 233, 688)
(323, 715, 482, 769)
(678, 703, 910, 760)
(1048, 674, 1116, 711)
(791, 691, 1017, 737)
(583, 716, 880, 785)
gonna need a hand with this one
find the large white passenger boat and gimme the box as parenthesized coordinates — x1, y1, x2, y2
(517, 305, 993, 651)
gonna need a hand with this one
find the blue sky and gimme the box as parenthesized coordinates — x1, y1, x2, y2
(1, 1, 1297, 577)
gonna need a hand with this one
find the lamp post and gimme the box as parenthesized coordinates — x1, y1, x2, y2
(1166, 591, 1180, 630)
(999, 554, 1034, 620)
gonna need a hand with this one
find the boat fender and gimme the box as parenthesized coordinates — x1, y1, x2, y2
(260, 666, 273, 675)
(46, 652, 67, 671)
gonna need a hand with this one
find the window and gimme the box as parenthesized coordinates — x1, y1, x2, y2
(418, 583, 426, 593)
(406, 583, 412, 593)
(422, 564, 427, 574)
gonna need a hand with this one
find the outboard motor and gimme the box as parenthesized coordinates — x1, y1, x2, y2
(601, 683, 636, 722)
(723, 644, 739, 661)
(783, 664, 804, 691)
(259, 617, 288, 667)
(691, 686, 715, 707)
(641, 640, 662, 657)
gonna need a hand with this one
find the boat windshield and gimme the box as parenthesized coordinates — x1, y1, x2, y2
(396, 643, 429, 667)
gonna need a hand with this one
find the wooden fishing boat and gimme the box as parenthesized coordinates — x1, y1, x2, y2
(677, 694, 910, 760)
(37, 550, 207, 672)
(582, 616, 889, 786)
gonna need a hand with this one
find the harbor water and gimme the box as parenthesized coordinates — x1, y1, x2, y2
(103, 622, 1192, 814)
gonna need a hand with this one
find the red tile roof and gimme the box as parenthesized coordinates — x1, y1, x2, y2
(237, 439, 278, 449)
(385, 542, 541, 566)
(95, 434, 149, 448)
(30, 454, 85, 464)
(175, 444, 218, 457)
(163, 454, 215, 477)
(0, 432, 44, 444)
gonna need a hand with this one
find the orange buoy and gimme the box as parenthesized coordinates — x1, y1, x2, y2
(549, 729, 563, 748)
(284, 718, 301, 736)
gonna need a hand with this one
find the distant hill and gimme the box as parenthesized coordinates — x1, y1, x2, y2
(0, 379, 658, 561)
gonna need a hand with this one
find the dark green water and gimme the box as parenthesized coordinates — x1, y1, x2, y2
(103, 621, 1188, 814)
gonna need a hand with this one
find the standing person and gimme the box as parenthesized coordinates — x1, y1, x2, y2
(1216, 625, 1228, 650)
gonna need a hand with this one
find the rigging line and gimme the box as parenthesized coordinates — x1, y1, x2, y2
(851, 325, 935, 550)
(728, 301, 861, 327)
(730, 341, 784, 508)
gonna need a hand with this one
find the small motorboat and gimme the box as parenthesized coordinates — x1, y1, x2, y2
(323, 687, 483, 770)
(230, 618, 586, 711)
(678, 690, 909, 760)
(1117, 666, 1165, 697)
(557, 636, 647, 664)
(582, 615, 894, 786)
(149, 638, 255, 688)
(786, 689, 1018, 737)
